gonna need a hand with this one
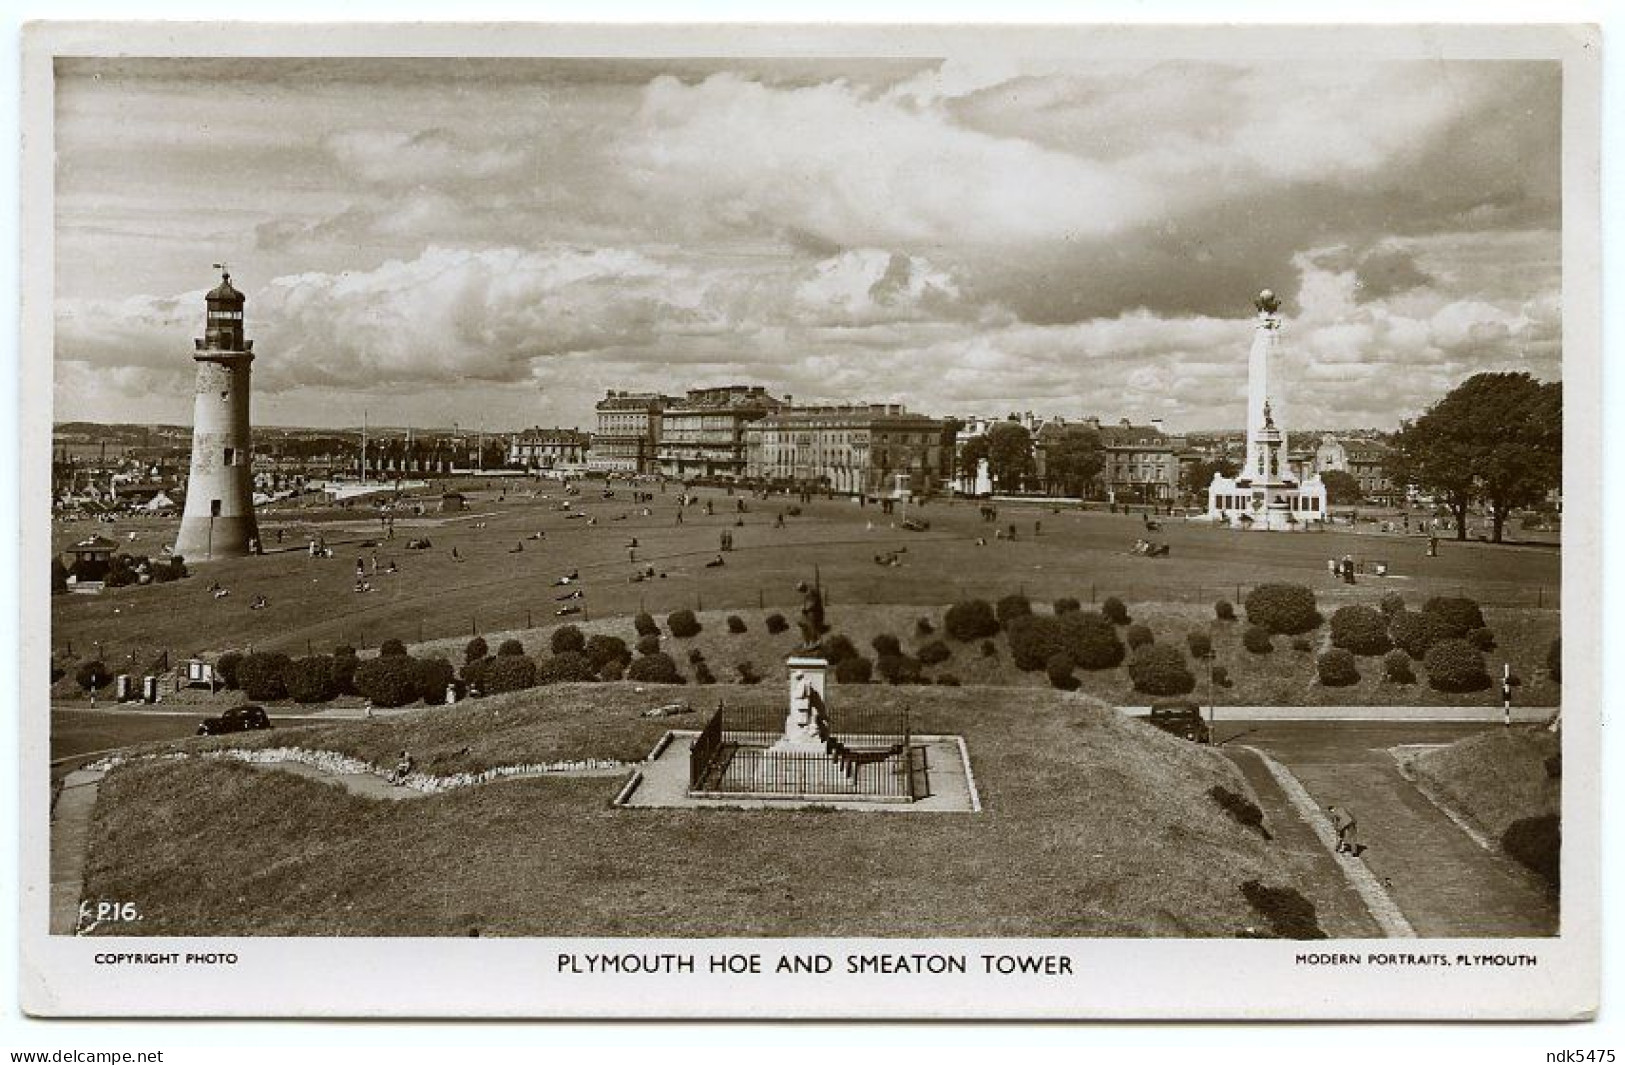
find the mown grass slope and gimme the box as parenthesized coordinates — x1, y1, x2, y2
(83, 684, 1327, 938)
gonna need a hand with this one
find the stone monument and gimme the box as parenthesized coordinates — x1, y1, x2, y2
(773, 657, 830, 752)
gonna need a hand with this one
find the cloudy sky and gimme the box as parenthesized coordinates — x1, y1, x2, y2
(52, 55, 1561, 432)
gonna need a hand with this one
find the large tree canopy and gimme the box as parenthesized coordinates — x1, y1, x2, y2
(1390, 372, 1561, 542)
(985, 421, 1035, 492)
(1043, 425, 1105, 498)
(1320, 469, 1363, 506)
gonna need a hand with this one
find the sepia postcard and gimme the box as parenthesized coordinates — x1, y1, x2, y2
(18, 21, 1601, 1019)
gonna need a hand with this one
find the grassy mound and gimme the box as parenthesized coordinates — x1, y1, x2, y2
(82, 684, 1317, 938)
(1409, 726, 1561, 887)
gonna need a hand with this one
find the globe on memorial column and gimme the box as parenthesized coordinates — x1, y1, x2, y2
(1253, 288, 1281, 315)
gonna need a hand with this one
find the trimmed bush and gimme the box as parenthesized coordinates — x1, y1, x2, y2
(1389, 609, 1454, 659)
(1059, 611, 1127, 670)
(464, 636, 489, 664)
(1128, 644, 1196, 696)
(1243, 625, 1273, 654)
(285, 655, 336, 704)
(599, 658, 626, 682)
(1423, 638, 1491, 693)
(819, 633, 859, 665)
(635, 634, 662, 657)
(980, 639, 998, 658)
(75, 660, 112, 692)
(1291, 636, 1314, 654)
(355, 654, 422, 707)
(1125, 623, 1154, 651)
(1186, 631, 1213, 659)
(1243, 584, 1321, 635)
(415, 656, 455, 704)
(995, 594, 1033, 625)
(876, 654, 923, 685)
(634, 612, 660, 637)
(1502, 815, 1560, 888)
(1383, 650, 1415, 684)
(1215, 600, 1236, 621)
(1101, 596, 1131, 625)
(936, 673, 962, 687)
(1046, 652, 1079, 691)
(330, 647, 359, 695)
(461, 657, 490, 693)
(736, 661, 762, 685)
(686, 648, 706, 665)
(1422, 596, 1486, 638)
(483, 654, 538, 693)
(694, 662, 717, 685)
(216, 651, 243, 690)
(1329, 605, 1391, 656)
(584, 634, 630, 671)
(726, 615, 748, 634)
(1006, 614, 1071, 672)
(915, 616, 935, 636)
(918, 640, 951, 665)
(379, 638, 409, 658)
(239, 652, 292, 701)
(1209, 786, 1266, 835)
(1212, 664, 1232, 688)
(550, 624, 586, 655)
(871, 633, 903, 658)
(765, 613, 789, 635)
(51, 557, 68, 594)
(944, 599, 1000, 640)
(497, 638, 525, 657)
(667, 609, 701, 638)
(1240, 880, 1326, 940)
(1379, 591, 1406, 617)
(1316, 649, 1360, 687)
(1547, 637, 1561, 683)
(1467, 626, 1498, 651)
(538, 651, 597, 684)
(1053, 597, 1081, 615)
(627, 652, 684, 685)
(834, 655, 873, 684)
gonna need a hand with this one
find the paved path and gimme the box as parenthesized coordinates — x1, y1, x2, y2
(1224, 720, 1558, 938)
(49, 769, 104, 934)
(1222, 748, 1384, 938)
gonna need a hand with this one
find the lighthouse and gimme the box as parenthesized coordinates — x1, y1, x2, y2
(1205, 289, 1327, 530)
(174, 267, 261, 560)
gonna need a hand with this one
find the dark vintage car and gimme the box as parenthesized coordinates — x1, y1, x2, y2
(197, 705, 273, 736)
(1146, 700, 1211, 744)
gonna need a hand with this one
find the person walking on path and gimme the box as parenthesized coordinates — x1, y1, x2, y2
(1328, 804, 1361, 856)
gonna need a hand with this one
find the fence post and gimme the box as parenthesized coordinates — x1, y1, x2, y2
(417, 620, 424, 644)
(526, 610, 532, 629)
(471, 616, 477, 636)
(1537, 586, 1544, 609)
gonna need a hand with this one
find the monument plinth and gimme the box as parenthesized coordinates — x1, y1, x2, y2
(773, 657, 831, 753)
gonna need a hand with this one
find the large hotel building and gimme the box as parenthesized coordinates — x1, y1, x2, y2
(744, 404, 955, 497)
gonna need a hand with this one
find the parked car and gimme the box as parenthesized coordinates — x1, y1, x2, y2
(1146, 699, 1211, 744)
(197, 704, 273, 736)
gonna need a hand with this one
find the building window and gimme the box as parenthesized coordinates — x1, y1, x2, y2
(224, 447, 234, 466)
(210, 499, 221, 517)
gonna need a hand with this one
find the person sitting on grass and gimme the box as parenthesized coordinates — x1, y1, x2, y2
(1328, 804, 1362, 856)
(388, 750, 415, 786)
(705, 554, 725, 568)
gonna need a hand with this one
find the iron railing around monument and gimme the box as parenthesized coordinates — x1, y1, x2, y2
(687, 702, 919, 801)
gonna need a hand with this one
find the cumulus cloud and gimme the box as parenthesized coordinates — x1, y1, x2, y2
(50, 56, 1564, 430)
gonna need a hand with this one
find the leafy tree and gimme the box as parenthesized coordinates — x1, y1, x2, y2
(1043, 425, 1106, 498)
(1391, 372, 1561, 543)
(1320, 470, 1363, 506)
(985, 421, 1034, 492)
(958, 434, 990, 488)
(1182, 457, 1239, 496)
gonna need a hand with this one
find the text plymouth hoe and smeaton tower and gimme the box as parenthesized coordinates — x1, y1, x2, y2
(1206, 289, 1327, 530)
(174, 267, 260, 560)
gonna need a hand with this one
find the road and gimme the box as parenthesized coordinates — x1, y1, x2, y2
(49, 706, 348, 771)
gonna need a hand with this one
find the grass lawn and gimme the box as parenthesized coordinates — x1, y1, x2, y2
(52, 478, 1560, 685)
(82, 683, 1332, 938)
(1408, 726, 1561, 840)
